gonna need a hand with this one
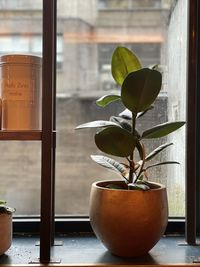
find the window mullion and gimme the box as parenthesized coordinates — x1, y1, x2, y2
(186, 0, 198, 244)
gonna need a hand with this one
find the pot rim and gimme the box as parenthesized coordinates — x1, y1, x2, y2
(92, 180, 166, 192)
(0, 212, 12, 217)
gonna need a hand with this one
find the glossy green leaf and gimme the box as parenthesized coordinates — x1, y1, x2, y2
(75, 120, 120, 130)
(110, 116, 132, 132)
(95, 126, 136, 157)
(106, 184, 127, 190)
(146, 161, 180, 170)
(91, 155, 128, 179)
(128, 183, 150, 191)
(137, 106, 154, 118)
(111, 46, 142, 85)
(0, 204, 15, 214)
(145, 142, 173, 161)
(150, 64, 159, 70)
(136, 140, 144, 160)
(142, 121, 185, 139)
(96, 94, 121, 107)
(121, 68, 162, 113)
(119, 109, 132, 120)
(119, 106, 154, 120)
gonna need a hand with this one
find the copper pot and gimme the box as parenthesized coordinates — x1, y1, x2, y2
(0, 213, 12, 255)
(89, 180, 168, 257)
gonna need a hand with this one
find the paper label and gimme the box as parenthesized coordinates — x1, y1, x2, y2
(1, 79, 34, 101)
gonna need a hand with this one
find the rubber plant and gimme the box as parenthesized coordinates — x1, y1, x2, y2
(76, 46, 185, 190)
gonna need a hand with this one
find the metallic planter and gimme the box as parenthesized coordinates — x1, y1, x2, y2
(90, 180, 168, 257)
(0, 213, 12, 255)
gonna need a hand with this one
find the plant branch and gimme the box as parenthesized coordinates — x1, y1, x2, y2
(135, 143, 146, 183)
(128, 112, 136, 183)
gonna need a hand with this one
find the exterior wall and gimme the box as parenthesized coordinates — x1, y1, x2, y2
(0, 0, 41, 10)
(57, 0, 97, 25)
(0, 0, 168, 96)
(62, 20, 98, 95)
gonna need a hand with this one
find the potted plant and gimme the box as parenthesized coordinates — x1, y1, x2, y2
(0, 200, 15, 256)
(76, 46, 185, 257)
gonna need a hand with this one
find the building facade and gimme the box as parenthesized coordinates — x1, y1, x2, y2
(0, 0, 185, 216)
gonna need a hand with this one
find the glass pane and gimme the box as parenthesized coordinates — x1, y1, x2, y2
(98, 0, 161, 9)
(0, 1, 43, 215)
(164, 0, 187, 216)
(0, 0, 187, 217)
(0, 142, 41, 215)
(56, 0, 187, 216)
(0, 1, 63, 215)
(0, 36, 29, 53)
(31, 36, 42, 53)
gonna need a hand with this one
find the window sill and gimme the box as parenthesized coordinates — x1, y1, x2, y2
(0, 234, 200, 266)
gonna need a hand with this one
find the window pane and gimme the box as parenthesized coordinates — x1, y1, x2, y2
(0, 36, 29, 53)
(0, 1, 43, 215)
(165, 0, 187, 216)
(0, 0, 187, 217)
(0, 0, 41, 10)
(31, 36, 42, 53)
(55, 0, 187, 216)
(0, 142, 41, 215)
(98, 0, 161, 9)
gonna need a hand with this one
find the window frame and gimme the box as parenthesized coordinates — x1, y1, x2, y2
(4, 0, 196, 262)
(13, 215, 186, 235)
(2, 0, 196, 256)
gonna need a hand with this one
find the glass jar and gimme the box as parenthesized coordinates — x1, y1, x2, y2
(0, 55, 42, 130)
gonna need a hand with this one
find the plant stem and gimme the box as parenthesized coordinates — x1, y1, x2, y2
(135, 160, 145, 183)
(128, 112, 136, 184)
(135, 143, 146, 183)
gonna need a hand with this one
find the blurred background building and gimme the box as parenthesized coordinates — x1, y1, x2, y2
(0, 0, 186, 216)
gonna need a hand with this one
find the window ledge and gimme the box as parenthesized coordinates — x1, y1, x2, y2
(0, 234, 200, 266)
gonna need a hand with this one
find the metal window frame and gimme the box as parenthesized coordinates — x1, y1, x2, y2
(13, 216, 185, 235)
(185, 0, 200, 244)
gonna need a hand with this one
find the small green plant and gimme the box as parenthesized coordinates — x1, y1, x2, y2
(0, 200, 15, 214)
(76, 46, 185, 190)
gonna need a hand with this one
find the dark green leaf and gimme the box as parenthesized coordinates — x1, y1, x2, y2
(145, 142, 174, 161)
(146, 161, 180, 170)
(106, 184, 127, 190)
(148, 64, 160, 70)
(111, 46, 142, 85)
(96, 94, 121, 107)
(136, 180, 155, 189)
(110, 116, 132, 132)
(136, 140, 144, 160)
(95, 126, 136, 157)
(0, 205, 15, 214)
(142, 121, 185, 139)
(137, 180, 149, 185)
(137, 175, 144, 181)
(121, 68, 162, 113)
(75, 120, 120, 130)
(149, 64, 164, 73)
(119, 109, 132, 120)
(137, 106, 154, 118)
(128, 183, 150, 191)
(91, 155, 128, 179)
